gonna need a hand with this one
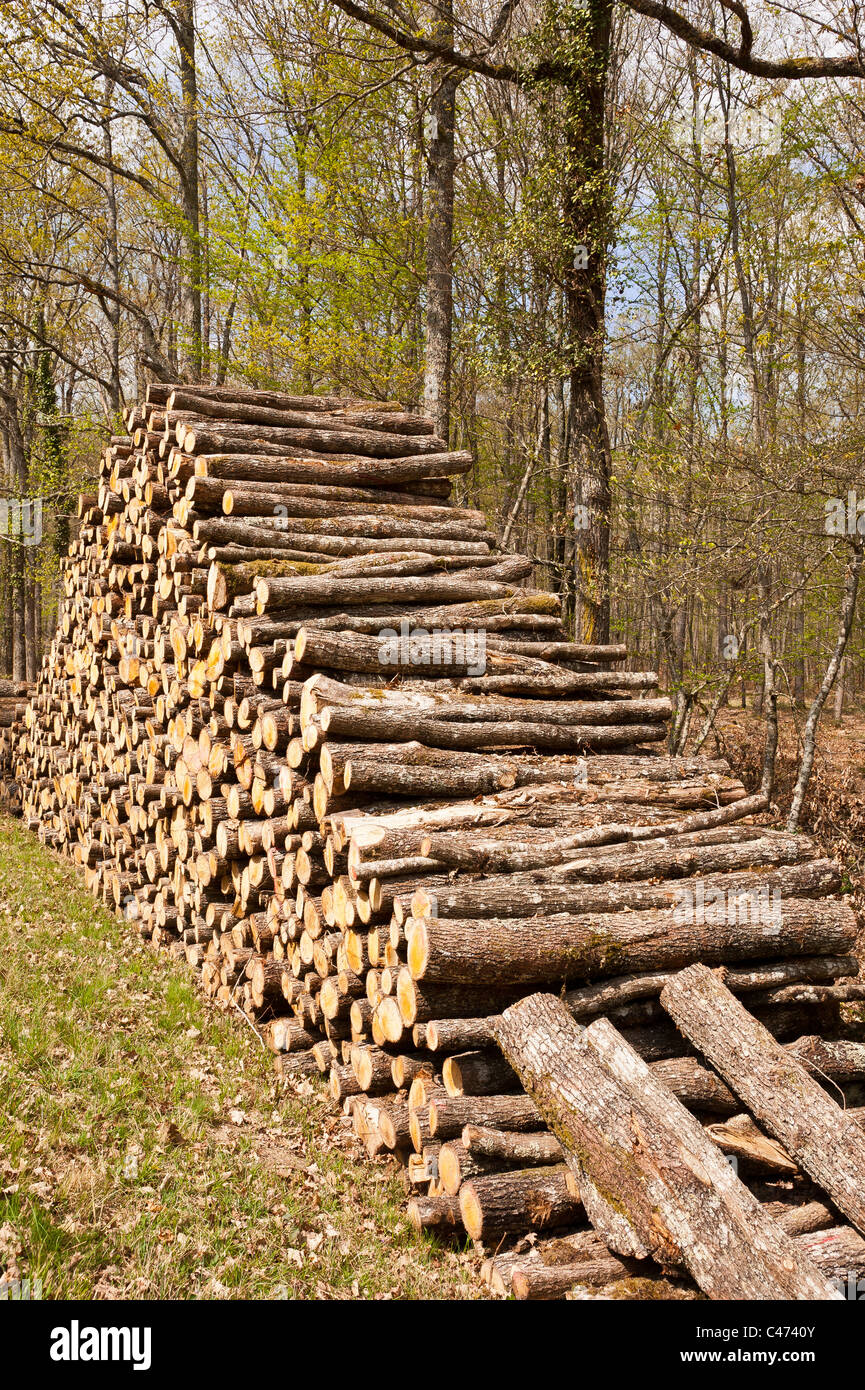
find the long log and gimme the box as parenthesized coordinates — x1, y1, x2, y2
(318, 705, 670, 752)
(147, 383, 400, 412)
(166, 390, 449, 455)
(410, 860, 842, 922)
(306, 689, 672, 732)
(217, 487, 485, 526)
(189, 450, 471, 485)
(407, 896, 855, 987)
(256, 573, 543, 613)
(187, 476, 449, 509)
(402, 825, 811, 879)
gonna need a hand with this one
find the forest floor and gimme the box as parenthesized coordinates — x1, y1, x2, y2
(712, 705, 865, 979)
(0, 816, 477, 1300)
(714, 705, 865, 876)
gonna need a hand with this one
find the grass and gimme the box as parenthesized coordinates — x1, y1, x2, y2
(0, 816, 477, 1300)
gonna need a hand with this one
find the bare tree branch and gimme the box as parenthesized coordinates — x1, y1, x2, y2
(619, 0, 865, 79)
(327, 0, 570, 83)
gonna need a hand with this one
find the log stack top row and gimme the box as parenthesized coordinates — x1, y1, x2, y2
(9, 381, 865, 1300)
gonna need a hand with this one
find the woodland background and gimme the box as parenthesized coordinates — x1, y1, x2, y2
(2, 0, 865, 754)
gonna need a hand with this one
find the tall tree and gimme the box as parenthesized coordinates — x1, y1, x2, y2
(330, 0, 619, 638)
(423, 0, 458, 440)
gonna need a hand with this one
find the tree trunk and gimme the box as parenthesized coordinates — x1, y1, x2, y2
(788, 541, 864, 830)
(562, 0, 614, 645)
(834, 653, 846, 726)
(24, 573, 37, 682)
(176, 0, 202, 380)
(0, 392, 28, 680)
(102, 77, 123, 412)
(423, 0, 456, 443)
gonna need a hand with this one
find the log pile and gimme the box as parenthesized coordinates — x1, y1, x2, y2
(0, 679, 34, 811)
(9, 381, 864, 1301)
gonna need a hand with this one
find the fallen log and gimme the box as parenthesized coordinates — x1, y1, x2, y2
(166, 390, 449, 455)
(188, 450, 472, 486)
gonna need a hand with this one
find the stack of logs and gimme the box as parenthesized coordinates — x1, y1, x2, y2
(10, 381, 865, 1300)
(0, 679, 34, 811)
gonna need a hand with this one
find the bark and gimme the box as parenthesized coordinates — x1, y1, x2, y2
(428, 1092, 542, 1141)
(834, 653, 846, 725)
(146, 382, 395, 410)
(411, 861, 841, 923)
(101, 80, 123, 410)
(442, 1049, 517, 1098)
(394, 968, 522, 1021)
(168, 391, 447, 454)
(217, 487, 482, 526)
(424, 1016, 502, 1053)
(322, 740, 694, 803)
(186, 449, 470, 485)
(406, 1194, 463, 1233)
(205, 528, 486, 563)
(323, 710, 666, 753)
(647, 1056, 740, 1115)
(412, 825, 813, 879)
(562, 0, 615, 645)
(256, 570, 542, 613)
(437, 1143, 509, 1194)
(561, 947, 851, 1018)
(176, 0, 202, 379)
(461, 1124, 565, 1166)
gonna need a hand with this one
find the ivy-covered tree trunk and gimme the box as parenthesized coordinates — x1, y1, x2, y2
(423, 0, 457, 443)
(559, 0, 614, 644)
(177, 0, 203, 380)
